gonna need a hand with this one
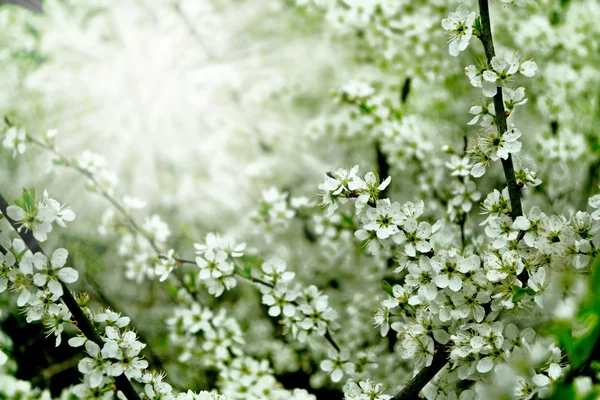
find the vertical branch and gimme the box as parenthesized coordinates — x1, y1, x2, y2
(478, 0, 523, 220)
(0, 192, 142, 400)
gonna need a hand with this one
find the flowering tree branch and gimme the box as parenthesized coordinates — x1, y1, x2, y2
(388, 3, 529, 398)
(0, 192, 143, 400)
(178, 257, 343, 353)
(477, 0, 523, 220)
(390, 347, 448, 400)
(25, 131, 347, 380)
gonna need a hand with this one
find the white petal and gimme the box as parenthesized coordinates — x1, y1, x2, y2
(262, 294, 275, 306)
(58, 267, 79, 283)
(379, 176, 391, 190)
(6, 205, 25, 221)
(60, 209, 76, 221)
(85, 340, 101, 357)
(519, 60, 537, 77)
(268, 306, 281, 317)
(548, 363, 562, 380)
(331, 368, 343, 382)
(37, 206, 57, 223)
(512, 216, 530, 230)
(89, 370, 104, 388)
(482, 70, 498, 82)
(477, 357, 494, 373)
(51, 248, 69, 268)
(423, 283, 438, 300)
(503, 128, 522, 142)
(320, 360, 334, 372)
(69, 336, 86, 347)
(33, 273, 47, 287)
(533, 374, 551, 387)
(435, 274, 449, 288)
(48, 279, 63, 296)
(17, 290, 31, 306)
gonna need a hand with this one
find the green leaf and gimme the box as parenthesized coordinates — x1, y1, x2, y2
(545, 257, 600, 371)
(548, 382, 576, 400)
(382, 280, 394, 296)
(474, 16, 482, 35)
(512, 286, 530, 303)
(234, 264, 253, 280)
(571, 312, 600, 369)
(544, 321, 575, 354)
(240, 254, 264, 267)
(23, 188, 36, 209)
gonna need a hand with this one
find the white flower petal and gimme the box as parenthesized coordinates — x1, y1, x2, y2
(51, 248, 69, 268)
(58, 267, 79, 283)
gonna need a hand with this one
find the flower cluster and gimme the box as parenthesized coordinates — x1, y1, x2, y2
(6, 189, 75, 242)
(0, 236, 77, 345)
(250, 187, 296, 239)
(69, 309, 148, 388)
(99, 205, 176, 283)
(194, 233, 246, 296)
(75, 150, 119, 195)
(220, 357, 315, 400)
(343, 379, 391, 400)
(317, 158, 600, 398)
(2, 125, 27, 158)
(319, 165, 391, 218)
(257, 257, 339, 344)
(441, 6, 476, 57)
(465, 53, 537, 98)
(353, 195, 441, 258)
(4, 0, 600, 397)
(166, 302, 244, 365)
(165, 294, 315, 400)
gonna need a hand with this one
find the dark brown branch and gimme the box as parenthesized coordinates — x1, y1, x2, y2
(390, 2, 526, 398)
(478, 0, 523, 220)
(84, 276, 167, 373)
(390, 346, 448, 400)
(0, 192, 142, 400)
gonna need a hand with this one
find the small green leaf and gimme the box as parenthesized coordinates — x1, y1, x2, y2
(240, 254, 264, 267)
(234, 265, 253, 280)
(244, 263, 252, 278)
(474, 16, 482, 35)
(382, 280, 394, 296)
(512, 286, 529, 303)
(545, 321, 575, 356)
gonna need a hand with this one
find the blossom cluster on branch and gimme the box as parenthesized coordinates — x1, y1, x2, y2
(2, 0, 600, 399)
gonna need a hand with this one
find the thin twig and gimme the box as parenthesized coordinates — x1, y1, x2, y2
(178, 258, 344, 353)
